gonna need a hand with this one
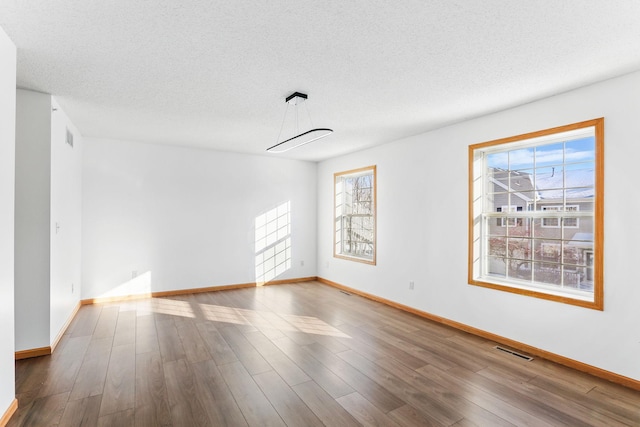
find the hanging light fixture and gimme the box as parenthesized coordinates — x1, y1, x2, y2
(266, 92, 333, 153)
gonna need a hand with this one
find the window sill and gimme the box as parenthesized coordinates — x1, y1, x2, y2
(469, 277, 602, 310)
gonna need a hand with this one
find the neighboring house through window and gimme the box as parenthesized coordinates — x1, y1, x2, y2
(542, 205, 580, 228)
(334, 166, 376, 264)
(497, 206, 523, 227)
(469, 119, 603, 309)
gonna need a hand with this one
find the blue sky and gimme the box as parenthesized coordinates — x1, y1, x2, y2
(487, 136, 595, 171)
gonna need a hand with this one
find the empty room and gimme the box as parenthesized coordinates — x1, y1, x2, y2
(1, 1, 640, 426)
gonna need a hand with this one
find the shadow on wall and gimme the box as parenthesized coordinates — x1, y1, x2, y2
(255, 201, 291, 285)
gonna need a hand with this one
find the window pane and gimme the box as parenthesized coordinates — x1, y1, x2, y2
(563, 217, 579, 228)
(487, 193, 509, 213)
(562, 244, 585, 267)
(582, 268, 595, 291)
(564, 236, 593, 267)
(509, 170, 534, 191)
(506, 217, 529, 236)
(563, 268, 582, 289)
(488, 168, 509, 181)
(535, 142, 564, 167)
(535, 167, 563, 191)
(565, 137, 595, 163)
(534, 262, 562, 286)
(533, 218, 562, 239)
(488, 218, 507, 237)
(535, 240, 561, 262)
(509, 148, 534, 170)
(536, 190, 563, 207)
(470, 119, 602, 308)
(334, 166, 376, 263)
(488, 237, 507, 258)
(565, 164, 595, 201)
(487, 152, 508, 169)
(509, 259, 532, 281)
(508, 237, 532, 261)
(513, 191, 535, 207)
(487, 256, 506, 278)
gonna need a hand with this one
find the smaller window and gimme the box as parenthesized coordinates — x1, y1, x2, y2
(334, 166, 376, 264)
(541, 205, 579, 228)
(497, 206, 523, 227)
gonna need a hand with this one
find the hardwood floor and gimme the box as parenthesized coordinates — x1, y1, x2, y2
(8, 281, 640, 426)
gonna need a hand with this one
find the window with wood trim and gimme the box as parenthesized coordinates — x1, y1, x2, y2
(469, 119, 603, 310)
(334, 166, 376, 264)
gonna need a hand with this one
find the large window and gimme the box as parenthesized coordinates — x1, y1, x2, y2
(334, 166, 376, 264)
(469, 119, 603, 309)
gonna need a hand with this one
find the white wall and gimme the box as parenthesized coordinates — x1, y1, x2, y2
(50, 97, 82, 343)
(15, 89, 51, 351)
(14, 90, 83, 351)
(82, 138, 317, 299)
(0, 24, 16, 418)
(318, 70, 640, 381)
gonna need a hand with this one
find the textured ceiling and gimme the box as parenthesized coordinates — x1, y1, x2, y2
(1, 1, 640, 161)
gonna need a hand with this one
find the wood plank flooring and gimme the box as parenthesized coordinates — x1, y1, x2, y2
(9, 281, 640, 426)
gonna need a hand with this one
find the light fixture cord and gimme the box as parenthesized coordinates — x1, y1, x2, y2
(304, 101, 314, 128)
(274, 95, 315, 144)
(275, 103, 290, 144)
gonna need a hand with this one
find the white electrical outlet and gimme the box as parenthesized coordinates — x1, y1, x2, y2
(71, 283, 74, 293)
(409, 281, 415, 290)
(300, 260, 304, 267)
(132, 270, 138, 279)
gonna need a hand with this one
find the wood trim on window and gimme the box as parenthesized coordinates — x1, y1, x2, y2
(468, 118, 604, 310)
(333, 165, 377, 265)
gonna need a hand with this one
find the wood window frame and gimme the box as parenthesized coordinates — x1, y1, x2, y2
(468, 118, 604, 310)
(334, 165, 377, 265)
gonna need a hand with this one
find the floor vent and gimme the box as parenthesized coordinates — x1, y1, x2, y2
(340, 290, 352, 296)
(494, 346, 533, 361)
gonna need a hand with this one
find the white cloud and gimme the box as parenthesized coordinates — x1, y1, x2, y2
(487, 147, 593, 169)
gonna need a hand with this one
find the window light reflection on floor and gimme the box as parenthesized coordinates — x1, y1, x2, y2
(136, 297, 196, 318)
(198, 302, 350, 338)
(134, 298, 350, 338)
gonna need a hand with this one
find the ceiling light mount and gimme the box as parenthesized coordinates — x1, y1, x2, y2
(267, 91, 333, 153)
(285, 92, 308, 105)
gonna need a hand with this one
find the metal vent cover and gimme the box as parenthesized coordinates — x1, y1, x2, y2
(494, 346, 533, 361)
